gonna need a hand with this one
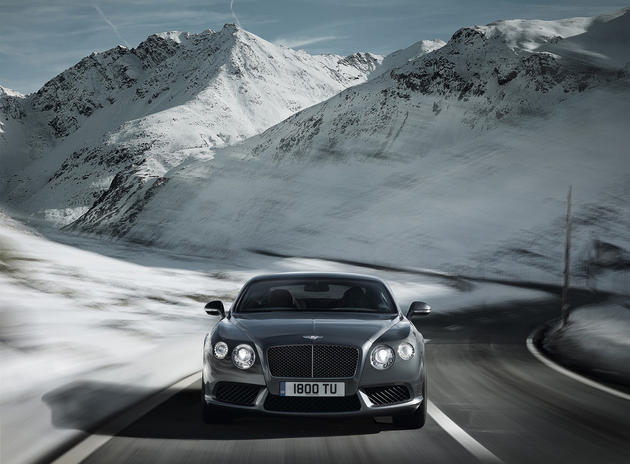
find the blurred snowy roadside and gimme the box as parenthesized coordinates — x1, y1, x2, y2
(542, 303, 630, 388)
(0, 211, 553, 463)
(0, 212, 248, 463)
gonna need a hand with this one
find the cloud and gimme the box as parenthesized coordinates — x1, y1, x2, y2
(92, 4, 130, 47)
(230, 0, 241, 27)
(274, 35, 338, 49)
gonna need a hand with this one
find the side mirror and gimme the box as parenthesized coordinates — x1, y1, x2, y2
(408, 301, 431, 318)
(205, 300, 225, 318)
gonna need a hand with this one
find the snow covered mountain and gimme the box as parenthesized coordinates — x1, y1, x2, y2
(3, 9, 629, 286)
(370, 39, 446, 79)
(0, 24, 381, 224)
(70, 8, 630, 285)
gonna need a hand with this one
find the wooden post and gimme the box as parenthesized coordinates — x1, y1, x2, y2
(561, 186, 572, 327)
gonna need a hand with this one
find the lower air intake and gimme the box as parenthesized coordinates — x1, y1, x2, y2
(264, 394, 361, 413)
(363, 385, 411, 405)
(214, 382, 261, 406)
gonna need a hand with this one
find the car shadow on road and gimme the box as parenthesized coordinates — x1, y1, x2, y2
(43, 380, 396, 441)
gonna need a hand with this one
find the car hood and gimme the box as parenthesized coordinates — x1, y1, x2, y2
(229, 312, 400, 348)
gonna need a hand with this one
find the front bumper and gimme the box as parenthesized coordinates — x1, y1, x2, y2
(202, 364, 425, 417)
(203, 385, 424, 417)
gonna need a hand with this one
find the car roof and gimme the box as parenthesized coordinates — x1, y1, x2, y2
(245, 272, 386, 284)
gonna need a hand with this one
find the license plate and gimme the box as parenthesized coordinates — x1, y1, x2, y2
(280, 381, 345, 397)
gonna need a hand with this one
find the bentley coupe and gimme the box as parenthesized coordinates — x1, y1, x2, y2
(201, 273, 430, 428)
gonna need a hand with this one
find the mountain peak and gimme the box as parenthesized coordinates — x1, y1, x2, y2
(0, 85, 24, 98)
(222, 23, 241, 31)
(449, 15, 593, 53)
(153, 31, 190, 44)
(2, 23, 381, 225)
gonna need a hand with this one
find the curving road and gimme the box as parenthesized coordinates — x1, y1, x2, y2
(58, 297, 630, 464)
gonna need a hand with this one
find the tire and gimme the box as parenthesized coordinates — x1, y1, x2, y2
(201, 378, 231, 424)
(202, 402, 231, 424)
(393, 380, 427, 429)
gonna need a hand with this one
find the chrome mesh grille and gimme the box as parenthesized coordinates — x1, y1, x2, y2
(267, 344, 359, 378)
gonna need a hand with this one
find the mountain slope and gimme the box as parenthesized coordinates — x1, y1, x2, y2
(370, 39, 446, 79)
(0, 25, 381, 224)
(79, 9, 630, 286)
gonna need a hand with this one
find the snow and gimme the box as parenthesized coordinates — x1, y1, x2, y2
(0, 86, 24, 98)
(0, 212, 238, 463)
(1, 24, 382, 225)
(483, 16, 593, 51)
(543, 303, 630, 385)
(538, 7, 630, 69)
(370, 39, 446, 78)
(2, 10, 628, 290)
(154, 30, 190, 44)
(98, 9, 630, 292)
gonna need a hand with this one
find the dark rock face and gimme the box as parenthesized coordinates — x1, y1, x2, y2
(0, 91, 26, 121)
(132, 35, 180, 69)
(390, 25, 624, 115)
(32, 46, 136, 138)
(67, 164, 170, 238)
(338, 53, 381, 75)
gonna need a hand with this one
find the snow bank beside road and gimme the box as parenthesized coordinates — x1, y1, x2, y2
(542, 303, 630, 387)
(0, 213, 246, 464)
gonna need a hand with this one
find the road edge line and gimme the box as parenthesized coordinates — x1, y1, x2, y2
(51, 371, 202, 464)
(526, 329, 630, 402)
(427, 400, 504, 464)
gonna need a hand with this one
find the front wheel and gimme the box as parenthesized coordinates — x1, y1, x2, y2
(393, 381, 426, 429)
(202, 402, 231, 424)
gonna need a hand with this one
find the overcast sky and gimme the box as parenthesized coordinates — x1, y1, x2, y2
(1, 0, 627, 93)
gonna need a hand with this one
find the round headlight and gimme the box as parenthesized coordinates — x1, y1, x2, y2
(232, 344, 255, 370)
(398, 342, 415, 360)
(370, 345, 395, 370)
(214, 341, 228, 359)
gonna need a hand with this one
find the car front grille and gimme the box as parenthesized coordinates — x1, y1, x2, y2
(264, 394, 361, 413)
(213, 382, 261, 406)
(363, 385, 411, 405)
(267, 344, 359, 378)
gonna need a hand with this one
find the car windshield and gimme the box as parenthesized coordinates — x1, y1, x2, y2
(236, 278, 397, 314)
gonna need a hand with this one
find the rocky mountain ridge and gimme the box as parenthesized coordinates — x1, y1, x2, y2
(2, 10, 629, 285)
(1, 24, 383, 224)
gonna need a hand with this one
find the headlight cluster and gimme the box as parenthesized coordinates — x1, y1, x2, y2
(370, 342, 415, 370)
(371, 345, 395, 370)
(212, 341, 256, 370)
(214, 341, 228, 359)
(233, 344, 256, 370)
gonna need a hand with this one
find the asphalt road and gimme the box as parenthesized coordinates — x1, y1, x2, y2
(69, 296, 630, 464)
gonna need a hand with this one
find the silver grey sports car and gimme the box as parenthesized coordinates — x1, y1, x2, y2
(201, 272, 431, 428)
